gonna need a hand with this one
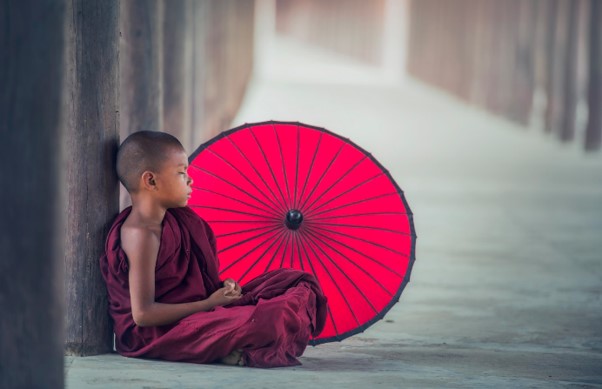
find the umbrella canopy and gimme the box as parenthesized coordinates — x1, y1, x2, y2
(188, 121, 416, 344)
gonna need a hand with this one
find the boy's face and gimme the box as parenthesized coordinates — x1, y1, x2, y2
(153, 147, 193, 208)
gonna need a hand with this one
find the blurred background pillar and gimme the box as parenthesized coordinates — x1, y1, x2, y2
(585, 0, 602, 151)
(120, 0, 164, 139)
(64, 0, 120, 355)
(194, 0, 255, 142)
(275, 0, 386, 65)
(162, 0, 194, 151)
(0, 0, 66, 387)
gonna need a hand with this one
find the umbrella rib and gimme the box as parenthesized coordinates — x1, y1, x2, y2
(304, 172, 384, 218)
(297, 132, 323, 211)
(192, 186, 281, 219)
(300, 229, 380, 314)
(263, 230, 289, 273)
(249, 128, 289, 211)
(279, 230, 293, 269)
(293, 124, 300, 209)
(307, 224, 408, 257)
(297, 231, 362, 327)
(190, 165, 280, 216)
(204, 148, 285, 214)
(293, 232, 305, 272)
(237, 229, 288, 284)
(304, 220, 408, 235)
(217, 224, 283, 255)
(302, 155, 368, 215)
(306, 192, 398, 219)
(190, 204, 278, 220)
(325, 305, 341, 342)
(303, 227, 394, 298)
(310, 211, 409, 220)
(215, 224, 280, 239)
(303, 225, 403, 277)
(273, 123, 292, 209)
(219, 227, 285, 275)
(298, 142, 346, 211)
(224, 133, 288, 215)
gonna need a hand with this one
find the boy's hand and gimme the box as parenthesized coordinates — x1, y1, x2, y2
(208, 286, 242, 307)
(223, 278, 242, 297)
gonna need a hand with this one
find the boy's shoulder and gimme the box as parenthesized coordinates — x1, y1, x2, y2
(120, 213, 162, 256)
(121, 216, 162, 237)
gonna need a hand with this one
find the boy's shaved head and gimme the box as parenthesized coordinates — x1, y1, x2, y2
(116, 131, 184, 192)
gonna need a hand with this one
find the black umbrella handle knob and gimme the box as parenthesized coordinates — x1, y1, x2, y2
(285, 209, 303, 230)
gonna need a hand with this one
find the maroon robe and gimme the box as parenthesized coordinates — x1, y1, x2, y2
(100, 206, 327, 368)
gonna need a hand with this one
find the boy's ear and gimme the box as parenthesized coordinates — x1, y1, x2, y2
(141, 171, 157, 190)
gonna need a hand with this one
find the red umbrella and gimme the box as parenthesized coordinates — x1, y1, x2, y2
(188, 121, 416, 344)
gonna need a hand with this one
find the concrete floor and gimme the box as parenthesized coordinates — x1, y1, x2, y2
(66, 37, 602, 388)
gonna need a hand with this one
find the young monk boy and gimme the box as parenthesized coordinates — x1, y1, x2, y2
(100, 131, 327, 368)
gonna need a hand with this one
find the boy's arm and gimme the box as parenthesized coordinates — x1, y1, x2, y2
(122, 227, 241, 327)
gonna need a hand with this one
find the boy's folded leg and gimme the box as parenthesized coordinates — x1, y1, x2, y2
(230, 284, 317, 368)
(118, 285, 316, 368)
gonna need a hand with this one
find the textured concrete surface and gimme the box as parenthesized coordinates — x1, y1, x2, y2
(66, 36, 602, 388)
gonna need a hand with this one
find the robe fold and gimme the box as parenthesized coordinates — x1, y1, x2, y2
(100, 206, 327, 368)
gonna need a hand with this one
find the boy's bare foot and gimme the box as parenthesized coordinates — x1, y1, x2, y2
(220, 349, 245, 366)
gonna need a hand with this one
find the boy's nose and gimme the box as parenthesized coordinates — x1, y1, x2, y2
(188, 176, 193, 185)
